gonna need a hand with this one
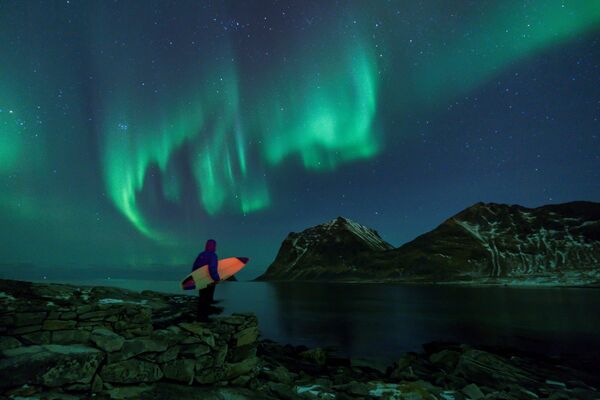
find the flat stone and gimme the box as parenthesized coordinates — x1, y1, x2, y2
(90, 328, 125, 352)
(180, 343, 211, 358)
(0, 335, 21, 351)
(76, 305, 93, 314)
(162, 359, 195, 384)
(14, 312, 47, 327)
(235, 326, 259, 347)
(100, 359, 163, 383)
(11, 324, 42, 335)
(43, 319, 77, 331)
(179, 322, 207, 336)
(124, 337, 168, 354)
(0, 344, 104, 388)
(52, 329, 90, 345)
(20, 331, 52, 345)
(60, 311, 77, 320)
(79, 310, 112, 320)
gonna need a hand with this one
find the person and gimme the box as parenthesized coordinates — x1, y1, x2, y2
(192, 239, 220, 321)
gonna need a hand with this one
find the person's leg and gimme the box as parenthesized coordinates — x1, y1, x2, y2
(206, 282, 216, 304)
(197, 286, 210, 321)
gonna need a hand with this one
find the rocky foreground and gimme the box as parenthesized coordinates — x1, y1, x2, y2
(1, 279, 599, 400)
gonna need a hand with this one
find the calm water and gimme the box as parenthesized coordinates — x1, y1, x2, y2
(35, 279, 600, 362)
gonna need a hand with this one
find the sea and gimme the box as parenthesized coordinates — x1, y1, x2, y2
(31, 278, 600, 363)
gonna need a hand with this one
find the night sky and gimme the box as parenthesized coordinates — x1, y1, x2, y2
(1, 1, 599, 280)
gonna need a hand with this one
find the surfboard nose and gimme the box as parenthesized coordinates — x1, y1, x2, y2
(236, 257, 249, 264)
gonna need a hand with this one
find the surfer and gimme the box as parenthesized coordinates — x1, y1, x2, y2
(192, 239, 221, 321)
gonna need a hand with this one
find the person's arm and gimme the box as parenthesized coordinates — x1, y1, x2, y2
(208, 254, 220, 281)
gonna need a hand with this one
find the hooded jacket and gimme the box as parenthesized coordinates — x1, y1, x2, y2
(192, 239, 220, 281)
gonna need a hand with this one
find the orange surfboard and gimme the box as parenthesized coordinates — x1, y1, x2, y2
(181, 257, 249, 290)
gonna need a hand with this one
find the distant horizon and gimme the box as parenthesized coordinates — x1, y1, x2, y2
(2, 197, 599, 282)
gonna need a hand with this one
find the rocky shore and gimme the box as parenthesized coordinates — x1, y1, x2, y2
(1, 279, 599, 400)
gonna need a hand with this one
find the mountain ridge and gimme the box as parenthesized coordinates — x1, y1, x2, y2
(258, 201, 600, 285)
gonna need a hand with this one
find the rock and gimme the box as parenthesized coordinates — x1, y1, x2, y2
(118, 337, 168, 359)
(350, 358, 388, 374)
(79, 310, 113, 320)
(230, 343, 257, 363)
(195, 367, 225, 385)
(235, 326, 259, 347)
(60, 311, 77, 320)
(0, 335, 21, 350)
(221, 315, 246, 326)
(100, 359, 163, 383)
(180, 343, 211, 358)
(43, 319, 77, 331)
(90, 328, 125, 352)
(429, 349, 461, 371)
(456, 349, 538, 389)
(92, 374, 103, 393)
(11, 324, 42, 335)
(226, 356, 259, 380)
(51, 329, 90, 345)
(299, 348, 327, 366)
(261, 365, 293, 384)
(179, 322, 209, 336)
(156, 346, 180, 363)
(76, 305, 93, 314)
(333, 381, 371, 396)
(230, 374, 252, 387)
(462, 383, 485, 400)
(20, 331, 52, 345)
(0, 344, 104, 388)
(267, 381, 302, 399)
(214, 343, 228, 367)
(104, 385, 154, 399)
(14, 311, 47, 327)
(163, 359, 195, 384)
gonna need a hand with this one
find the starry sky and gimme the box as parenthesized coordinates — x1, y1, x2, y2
(1, 1, 599, 280)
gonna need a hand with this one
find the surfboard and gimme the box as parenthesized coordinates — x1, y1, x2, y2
(181, 257, 249, 290)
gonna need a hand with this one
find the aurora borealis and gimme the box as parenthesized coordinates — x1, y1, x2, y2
(1, 1, 600, 279)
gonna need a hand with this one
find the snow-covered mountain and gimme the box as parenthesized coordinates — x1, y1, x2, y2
(258, 202, 600, 285)
(385, 201, 600, 284)
(256, 216, 394, 280)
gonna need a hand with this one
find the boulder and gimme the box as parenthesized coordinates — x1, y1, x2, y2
(429, 349, 461, 371)
(0, 344, 104, 388)
(90, 328, 125, 352)
(100, 359, 163, 383)
(462, 383, 485, 400)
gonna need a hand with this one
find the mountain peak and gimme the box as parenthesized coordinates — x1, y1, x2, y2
(257, 216, 393, 280)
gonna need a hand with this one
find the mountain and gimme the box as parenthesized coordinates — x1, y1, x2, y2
(256, 216, 394, 280)
(258, 202, 600, 285)
(384, 201, 600, 284)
